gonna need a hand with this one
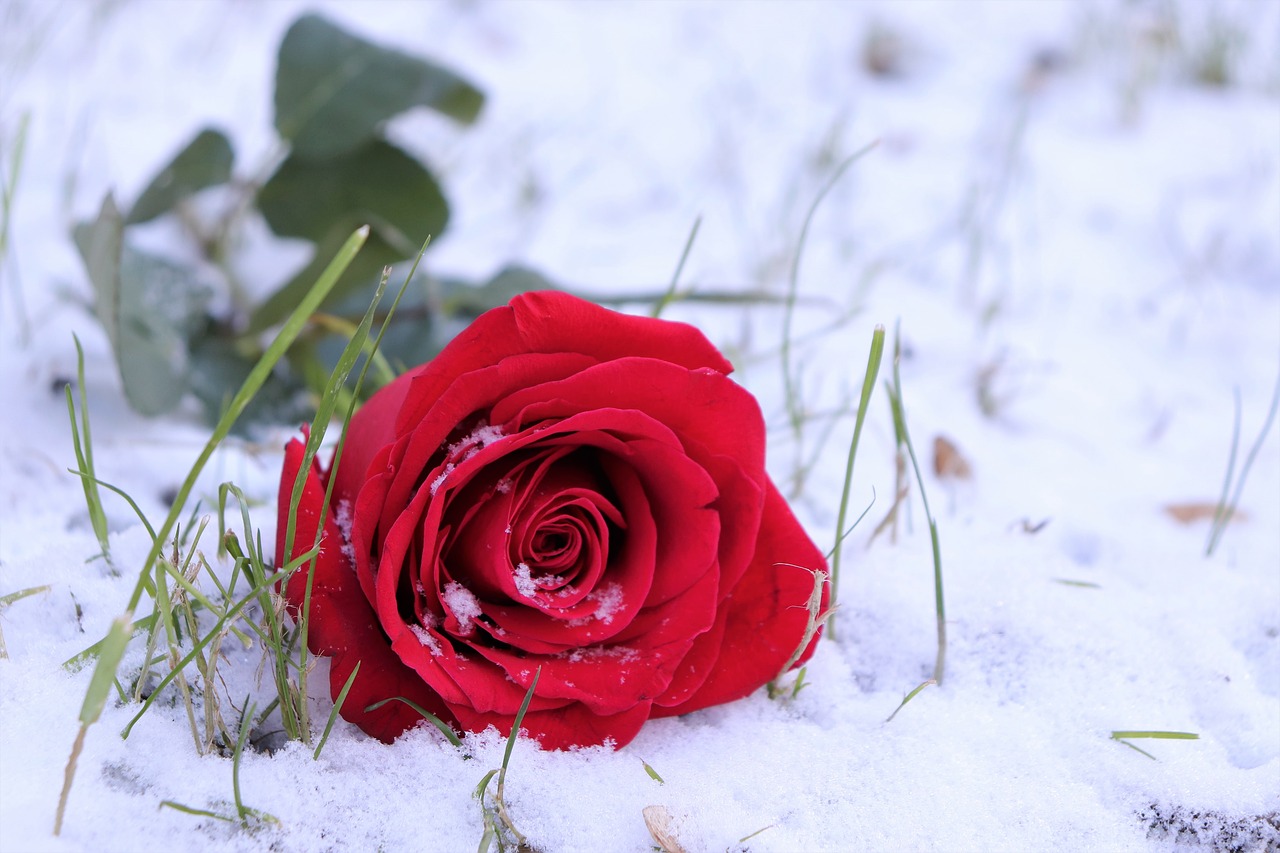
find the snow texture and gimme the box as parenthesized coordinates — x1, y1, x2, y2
(1, 1, 1278, 852)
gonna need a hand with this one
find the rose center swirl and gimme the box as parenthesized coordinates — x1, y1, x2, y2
(425, 436, 631, 646)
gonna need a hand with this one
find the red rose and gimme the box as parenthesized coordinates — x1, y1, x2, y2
(276, 291, 827, 749)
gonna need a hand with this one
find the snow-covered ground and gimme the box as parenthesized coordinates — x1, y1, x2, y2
(2, 1, 1278, 851)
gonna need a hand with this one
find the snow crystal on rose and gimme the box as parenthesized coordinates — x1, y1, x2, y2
(334, 500, 357, 564)
(442, 581, 483, 635)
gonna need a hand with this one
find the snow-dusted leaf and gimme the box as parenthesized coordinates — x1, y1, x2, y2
(275, 13, 483, 161)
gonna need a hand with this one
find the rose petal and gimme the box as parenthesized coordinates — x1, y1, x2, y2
(652, 481, 828, 716)
(449, 695, 653, 751)
(276, 438, 459, 745)
(471, 638, 693, 716)
(392, 291, 733, 437)
(491, 358, 765, 599)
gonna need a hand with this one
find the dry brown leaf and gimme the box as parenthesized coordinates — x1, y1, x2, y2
(933, 434, 973, 480)
(1164, 503, 1248, 525)
(642, 805, 687, 853)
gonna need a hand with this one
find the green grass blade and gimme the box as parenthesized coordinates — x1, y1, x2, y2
(651, 214, 701, 318)
(232, 699, 255, 821)
(286, 240, 425, 743)
(120, 569, 299, 739)
(314, 661, 361, 760)
(829, 325, 885, 633)
(54, 615, 131, 834)
(503, 667, 540, 773)
(79, 615, 132, 726)
(781, 140, 879, 437)
(66, 337, 111, 564)
(0, 584, 51, 609)
(119, 224, 367, 621)
(159, 800, 236, 822)
(885, 322, 947, 684)
(885, 678, 936, 723)
(363, 697, 463, 747)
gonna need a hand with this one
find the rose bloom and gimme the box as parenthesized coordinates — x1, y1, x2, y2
(276, 291, 827, 749)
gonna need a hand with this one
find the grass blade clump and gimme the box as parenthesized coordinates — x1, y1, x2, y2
(281, 238, 426, 744)
(55, 227, 369, 836)
(475, 668, 541, 852)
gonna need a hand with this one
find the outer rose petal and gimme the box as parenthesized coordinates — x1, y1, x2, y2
(393, 291, 734, 437)
(449, 696, 653, 751)
(652, 481, 828, 717)
(275, 438, 455, 742)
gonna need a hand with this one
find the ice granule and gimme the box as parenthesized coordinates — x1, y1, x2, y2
(561, 645, 639, 663)
(334, 500, 357, 564)
(410, 623, 442, 656)
(448, 422, 506, 462)
(442, 581, 483, 635)
(588, 583, 624, 624)
(513, 562, 538, 597)
(429, 462, 456, 495)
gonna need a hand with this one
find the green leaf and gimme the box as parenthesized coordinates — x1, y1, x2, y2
(258, 138, 448, 253)
(440, 264, 559, 319)
(187, 337, 311, 431)
(249, 223, 401, 333)
(73, 196, 212, 416)
(275, 13, 484, 161)
(126, 128, 234, 225)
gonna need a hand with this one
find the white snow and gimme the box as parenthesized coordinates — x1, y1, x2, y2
(513, 561, 538, 597)
(588, 582, 625, 626)
(409, 623, 443, 657)
(442, 581, 483, 636)
(333, 499, 356, 565)
(2, 1, 1278, 852)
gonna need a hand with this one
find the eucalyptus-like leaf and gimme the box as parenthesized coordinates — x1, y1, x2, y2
(258, 139, 447, 253)
(275, 13, 484, 161)
(74, 196, 212, 415)
(441, 264, 560, 319)
(126, 127, 234, 225)
(188, 337, 311, 432)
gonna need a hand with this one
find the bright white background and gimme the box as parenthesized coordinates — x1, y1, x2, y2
(1, 2, 1277, 851)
